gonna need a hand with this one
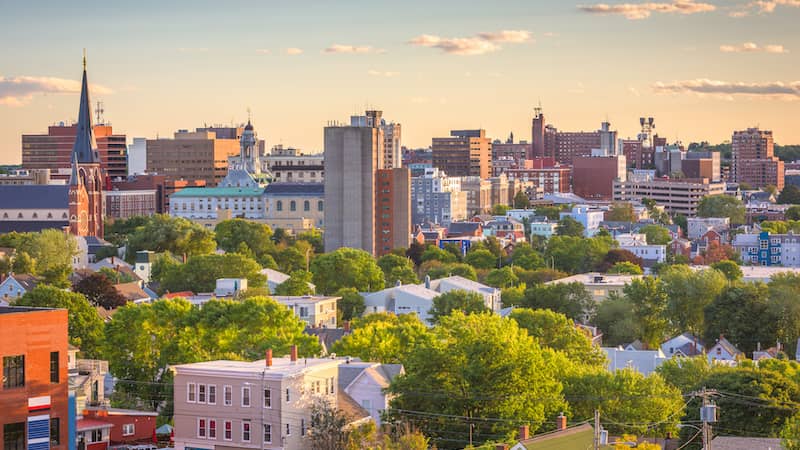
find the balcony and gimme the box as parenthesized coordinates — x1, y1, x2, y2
(77, 359, 109, 376)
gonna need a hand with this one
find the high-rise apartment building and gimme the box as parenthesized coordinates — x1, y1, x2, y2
(613, 173, 726, 216)
(732, 128, 784, 190)
(531, 109, 617, 164)
(0, 306, 69, 450)
(492, 133, 531, 162)
(573, 154, 627, 200)
(324, 111, 382, 254)
(411, 168, 467, 227)
(22, 123, 127, 180)
(459, 176, 492, 216)
(376, 168, 411, 256)
(432, 129, 491, 178)
(146, 130, 240, 186)
(351, 111, 402, 169)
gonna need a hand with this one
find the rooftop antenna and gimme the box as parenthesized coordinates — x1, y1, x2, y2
(95, 100, 104, 125)
(82, 48, 87, 70)
(247, 107, 252, 123)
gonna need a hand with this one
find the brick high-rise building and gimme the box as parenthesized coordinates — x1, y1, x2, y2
(22, 124, 127, 180)
(732, 128, 784, 190)
(146, 130, 240, 186)
(324, 111, 382, 255)
(375, 168, 411, 256)
(531, 109, 618, 164)
(432, 129, 491, 178)
(573, 154, 627, 200)
(0, 306, 69, 450)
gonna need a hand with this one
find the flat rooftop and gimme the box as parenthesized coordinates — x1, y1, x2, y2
(173, 357, 341, 378)
(0, 306, 57, 315)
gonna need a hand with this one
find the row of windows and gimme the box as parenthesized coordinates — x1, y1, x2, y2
(2, 354, 56, 389)
(3, 419, 61, 450)
(197, 419, 300, 443)
(2, 212, 67, 220)
(187, 383, 291, 408)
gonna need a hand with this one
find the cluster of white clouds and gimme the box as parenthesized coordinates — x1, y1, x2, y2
(324, 44, 384, 54)
(408, 30, 532, 55)
(653, 78, 800, 100)
(579, 0, 715, 20)
(720, 42, 788, 53)
(0, 75, 112, 107)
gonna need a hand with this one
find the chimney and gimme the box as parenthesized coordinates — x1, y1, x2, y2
(424, 275, 431, 289)
(111, 256, 115, 264)
(519, 425, 529, 440)
(395, 279, 402, 287)
(343, 321, 351, 332)
(265, 349, 272, 367)
(290, 345, 298, 362)
(557, 413, 567, 431)
(495, 445, 509, 450)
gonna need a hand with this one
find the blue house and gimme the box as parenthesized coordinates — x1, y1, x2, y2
(0, 273, 41, 303)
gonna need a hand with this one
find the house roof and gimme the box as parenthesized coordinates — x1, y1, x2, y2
(428, 275, 496, 295)
(262, 268, 291, 285)
(4, 273, 42, 292)
(336, 391, 372, 423)
(170, 187, 264, 198)
(76, 419, 114, 431)
(713, 336, 742, 356)
(114, 282, 151, 301)
(339, 362, 404, 392)
(263, 182, 324, 195)
(447, 222, 482, 235)
(163, 291, 194, 299)
(0, 185, 69, 209)
(709, 437, 782, 450)
(304, 327, 349, 355)
(0, 220, 69, 233)
(514, 423, 596, 450)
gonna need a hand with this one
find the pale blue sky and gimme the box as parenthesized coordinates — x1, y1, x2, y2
(2, 0, 799, 163)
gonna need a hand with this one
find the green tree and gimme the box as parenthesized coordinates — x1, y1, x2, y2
(555, 216, 585, 237)
(332, 313, 431, 364)
(463, 249, 497, 270)
(778, 185, 800, 205)
(564, 368, 683, 436)
(126, 214, 216, 261)
(606, 202, 637, 223)
(769, 273, 800, 357)
(711, 260, 743, 281)
(510, 243, 544, 270)
(514, 267, 568, 285)
(17, 285, 104, 357)
(378, 254, 418, 286)
(104, 216, 149, 246)
(624, 277, 670, 349)
(388, 312, 566, 449)
(310, 248, 384, 294)
(656, 356, 713, 394)
(11, 251, 35, 274)
(335, 287, 365, 322)
(17, 229, 79, 275)
(420, 246, 457, 264)
(673, 214, 688, 236)
(405, 242, 426, 266)
(491, 204, 510, 216)
(782, 412, 800, 450)
(501, 285, 526, 306)
(787, 206, 800, 221)
(522, 282, 594, 322)
(157, 253, 266, 294)
(597, 249, 644, 273)
(546, 235, 611, 274)
(661, 265, 727, 336)
(425, 263, 478, 281)
(697, 195, 745, 224)
(485, 266, 519, 288)
(513, 190, 530, 209)
(73, 272, 128, 310)
(274, 270, 315, 296)
(296, 228, 324, 254)
(509, 308, 605, 366)
(608, 261, 643, 275)
(98, 266, 136, 284)
(534, 205, 562, 221)
(428, 290, 488, 323)
(704, 283, 777, 355)
(592, 292, 640, 346)
(639, 224, 672, 245)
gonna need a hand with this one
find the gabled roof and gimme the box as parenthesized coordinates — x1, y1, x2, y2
(305, 327, 349, 355)
(3, 273, 42, 292)
(336, 391, 371, 423)
(513, 423, 595, 450)
(0, 185, 69, 210)
(447, 222, 482, 235)
(711, 336, 742, 356)
(263, 182, 324, 195)
(710, 436, 781, 450)
(114, 282, 151, 302)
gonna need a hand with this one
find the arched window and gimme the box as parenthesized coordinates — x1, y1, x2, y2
(62, 213, 68, 219)
(32, 213, 38, 219)
(304, 201, 310, 212)
(17, 213, 23, 219)
(47, 213, 53, 219)
(318, 201, 324, 212)
(276, 201, 283, 211)
(2, 213, 7, 219)
(290, 201, 297, 212)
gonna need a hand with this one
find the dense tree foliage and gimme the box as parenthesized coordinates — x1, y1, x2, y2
(428, 290, 488, 323)
(274, 270, 315, 296)
(334, 287, 365, 322)
(778, 185, 800, 205)
(125, 215, 216, 262)
(521, 282, 594, 322)
(155, 253, 266, 294)
(310, 248, 385, 294)
(509, 308, 605, 366)
(704, 282, 777, 355)
(555, 216, 585, 237)
(463, 248, 497, 270)
(608, 261, 643, 275)
(624, 277, 670, 349)
(592, 293, 640, 347)
(513, 190, 531, 209)
(545, 235, 612, 274)
(661, 265, 727, 336)
(331, 313, 431, 364)
(597, 249, 644, 273)
(214, 219, 275, 261)
(73, 272, 128, 310)
(377, 254, 418, 286)
(639, 224, 672, 245)
(510, 243, 544, 270)
(485, 266, 519, 288)
(606, 202, 637, 223)
(697, 195, 745, 224)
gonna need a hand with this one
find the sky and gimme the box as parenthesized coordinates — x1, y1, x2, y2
(1, 0, 800, 164)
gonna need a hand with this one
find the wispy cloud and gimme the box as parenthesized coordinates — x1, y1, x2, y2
(324, 44, 384, 54)
(367, 70, 398, 77)
(629, 86, 642, 97)
(578, 0, 715, 20)
(720, 42, 788, 53)
(284, 48, 303, 55)
(255, 49, 272, 55)
(653, 78, 800, 100)
(0, 75, 113, 107)
(409, 30, 532, 55)
(750, 0, 800, 13)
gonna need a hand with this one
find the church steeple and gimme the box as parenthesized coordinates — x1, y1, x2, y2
(71, 51, 100, 164)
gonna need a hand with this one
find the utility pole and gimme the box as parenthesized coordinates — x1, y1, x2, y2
(695, 387, 718, 450)
(594, 409, 600, 450)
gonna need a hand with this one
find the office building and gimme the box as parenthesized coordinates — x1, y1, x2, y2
(264, 146, 324, 182)
(458, 176, 492, 216)
(146, 130, 240, 186)
(324, 111, 382, 254)
(572, 154, 627, 200)
(0, 306, 69, 450)
(351, 111, 402, 169)
(262, 183, 325, 231)
(376, 168, 411, 256)
(431, 129, 491, 178)
(531, 108, 619, 165)
(613, 174, 726, 216)
(411, 168, 467, 228)
(127, 137, 147, 176)
(732, 128, 784, 190)
(103, 189, 157, 218)
(502, 158, 571, 194)
(22, 123, 127, 180)
(492, 133, 531, 162)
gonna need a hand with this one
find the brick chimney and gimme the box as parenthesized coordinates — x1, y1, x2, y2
(343, 321, 351, 332)
(265, 349, 272, 367)
(519, 425, 529, 440)
(290, 345, 298, 362)
(557, 412, 567, 431)
(495, 445, 509, 450)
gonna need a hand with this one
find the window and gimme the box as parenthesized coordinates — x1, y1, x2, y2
(242, 422, 251, 442)
(285, 423, 291, 436)
(208, 420, 217, 439)
(224, 421, 232, 441)
(187, 382, 197, 403)
(304, 200, 310, 211)
(761, 240, 769, 249)
(50, 419, 60, 446)
(122, 423, 134, 437)
(264, 388, 272, 408)
(263, 424, 272, 443)
(224, 385, 232, 406)
(301, 419, 306, 436)
(286, 388, 291, 403)
(329, 377, 335, 394)
(3, 355, 24, 388)
(242, 386, 251, 407)
(276, 201, 283, 211)
(290, 201, 297, 211)
(198, 384, 206, 403)
(198, 419, 207, 438)
(318, 201, 323, 211)
(50, 351, 59, 383)
(88, 429, 103, 443)
(299, 306, 309, 317)
(208, 385, 216, 404)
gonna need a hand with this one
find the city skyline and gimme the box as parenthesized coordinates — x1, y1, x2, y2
(2, 0, 800, 164)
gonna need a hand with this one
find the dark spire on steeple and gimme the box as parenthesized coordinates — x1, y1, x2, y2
(71, 51, 100, 164)
(69, 153, 81, 186)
